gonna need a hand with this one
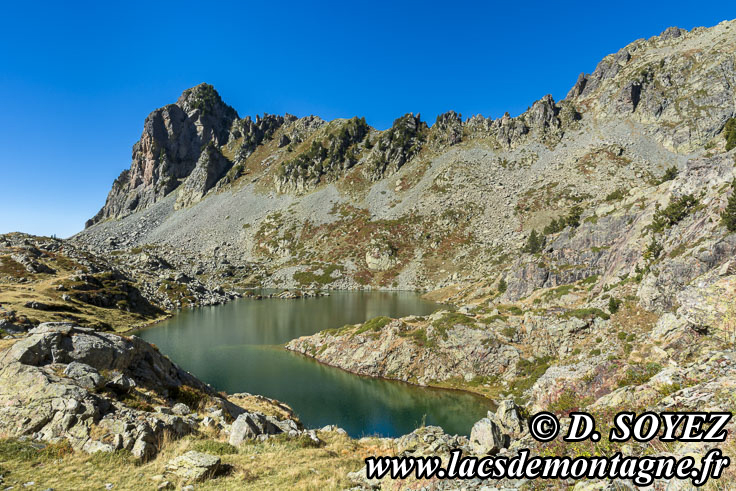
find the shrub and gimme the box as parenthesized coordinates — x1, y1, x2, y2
(565, 205, 583, 228)
(497, 277, 507, 294)
(608, 297, 622, 314)
(650, 194, 698, 233)
(721, 179, 736, 232)
(562, 308, 610, 321)
(431, 313, 475, 339)
(522, 229, 545, 253)
(547, 389, 592, 416)
(501, 326, 516, 338)
(543, 219, 560, 235)
(617, 362, 662, 388)
(725, 118, 736, 151)
(507, 356, 554, 400)
(543, 206, 584, 236)
(643, 237, 663, 262)
(354, 316, 391, 335)
(658, 166, 678, 184)
(605, 189, 626, 201)
(169, 385, 208, 409)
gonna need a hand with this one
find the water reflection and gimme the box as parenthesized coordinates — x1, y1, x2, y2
(135, 291, 492, 437)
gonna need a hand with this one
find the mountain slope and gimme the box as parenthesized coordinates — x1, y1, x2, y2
(75, 21, 736, 296)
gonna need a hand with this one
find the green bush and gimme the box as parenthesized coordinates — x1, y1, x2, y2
(562, 308, 610, 321)
(643, 237, 663, 262)
(169, 385, 208, 409)
(725, 118, 736, 151)
(522, 229, 545, 253)
(721, 179, 736, 232)
(650, 194, 698, 233)
(431, 313, 475, 339)
(657, 166, 678, 184)
(566, 205, 583, 228)
(543, 218, 561, 235)
(354, 316, 392, 336)
(608, 297, 622, 314)
(497, 277, 507, 293)
(507, 356, 554, 400)
(501, 326, 516, 338)
(617, 362, 662, 388)
(605, 189, 626, 202)
(543, 206, 584, 236)
(547, 389, 592, 416)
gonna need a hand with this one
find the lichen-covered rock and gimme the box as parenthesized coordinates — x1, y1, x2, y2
(286, 313, 521, 386)
(228, 410, 300, 446)
(0, 323, 239, 460)
(469, 415, 508, 455)
(165, 451, 220, 483)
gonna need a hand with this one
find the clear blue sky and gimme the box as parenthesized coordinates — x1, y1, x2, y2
(0, 1, 730, 238)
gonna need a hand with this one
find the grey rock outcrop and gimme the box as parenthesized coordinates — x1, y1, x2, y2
(165, 451, 221, 483)
(469, 401, 525, 456)
(228, 410, 300, 446)
(0, 323, 235, 460)
(86, 84, 238, 226)
(469, 416, 508, 455)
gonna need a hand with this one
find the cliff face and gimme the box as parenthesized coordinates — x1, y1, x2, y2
(85, 84, 239, 226)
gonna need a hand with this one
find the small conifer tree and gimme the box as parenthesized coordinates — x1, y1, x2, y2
(721, 179, 736, 232)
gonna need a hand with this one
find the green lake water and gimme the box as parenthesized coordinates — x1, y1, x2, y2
(134, 290, 492, 438)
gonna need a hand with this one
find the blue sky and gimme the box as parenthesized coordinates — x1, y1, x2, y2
(0, 1, 731, 238)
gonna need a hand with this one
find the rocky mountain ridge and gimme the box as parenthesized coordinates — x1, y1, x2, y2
(75, 20, 736, 297)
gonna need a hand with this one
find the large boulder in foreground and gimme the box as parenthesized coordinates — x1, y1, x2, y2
(165, 451, 221, 483)
(469, 400, 526, 455)
(229, 411, 300, 446)
(0, 323, 238, 460)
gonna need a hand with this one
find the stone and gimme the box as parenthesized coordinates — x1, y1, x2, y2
(396, 426, 470, 457)
(165, 451, 220, 483)
(470, 417, 509, 455)
(347, 466, 382, 490)
(171, 403, 190, 416)
(63, 362, 105, 390)
(229, 411, 298, 446)
(132, 437, 155, 461)
(493, 400, 526, 437)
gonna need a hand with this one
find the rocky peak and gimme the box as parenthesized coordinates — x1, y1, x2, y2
(231, 113, 294, 162)
(86, 84, 239, 227)
(364, 113, 427, 180)
(275, 117, 371, 193)
(565, 20, 736, 152)
(429, 111, 463, 148)
(176, 83, 239, 144)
